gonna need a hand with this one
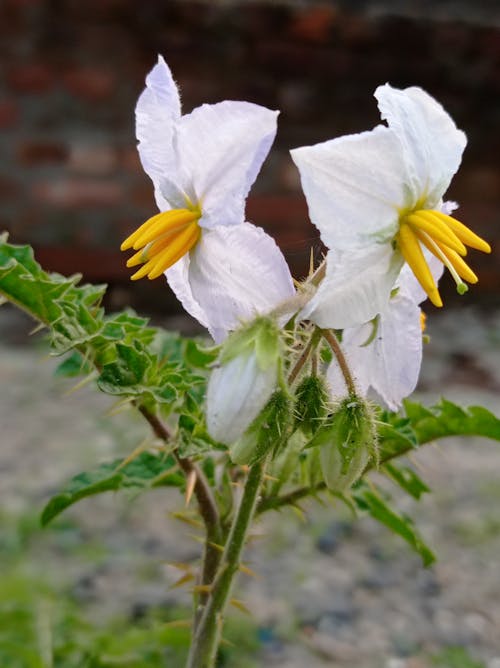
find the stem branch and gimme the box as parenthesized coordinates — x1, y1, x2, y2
(321, 329, 357, 396)
(186, 462, 265, 668)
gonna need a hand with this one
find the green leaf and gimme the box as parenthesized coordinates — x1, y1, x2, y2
(54, 351, 93, 378)
(383, 462, 430, 500)
(377, 417, 418, 460)
(41, 451, 184, 526)
(353, 485, 435, 566)
(184, 339, 218, 368)
(404, 398, 500, 444)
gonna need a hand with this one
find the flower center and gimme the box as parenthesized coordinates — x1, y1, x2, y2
(121, 208, 202, 281)
(396, 209, 491, 307)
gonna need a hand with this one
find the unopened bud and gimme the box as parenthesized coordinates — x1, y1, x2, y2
(294, 374, 329, 436)
(230, 390, 292, 465)
(309, 395, 377, 492)
(206, 317, 281, 445)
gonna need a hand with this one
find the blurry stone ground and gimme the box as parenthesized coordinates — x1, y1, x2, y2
(1, 304, 500, 668)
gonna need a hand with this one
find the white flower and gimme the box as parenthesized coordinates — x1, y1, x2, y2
(291, 84, 491, 329)
(327, 259, 442, 411)
(206, 317, 281, 445)
(121, 56, 294, 341)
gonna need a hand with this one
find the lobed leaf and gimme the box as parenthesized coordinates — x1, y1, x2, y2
(41, 451, 184, 526)
(353, 484, 435, 566)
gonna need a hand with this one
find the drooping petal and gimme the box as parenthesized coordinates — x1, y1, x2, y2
(166, 222, 295, 342)
(291, 125, 406, 251)
(327, 294, 423, 411)
(175, 101, 279, 229)
(375, 84, 466, 208)
(206, 350, 278, 445)
(164, 254, 211, 331)
(301, 244, 404, 329)
(135, 56, 182, 209)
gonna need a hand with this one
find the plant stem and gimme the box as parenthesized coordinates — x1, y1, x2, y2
(137, 405, 223, 624)
(186, 462, 265, 668)
(321, 329, 357, 396)
(287, 328, 321, 385)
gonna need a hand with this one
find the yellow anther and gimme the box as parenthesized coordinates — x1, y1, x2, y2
(146, 222, 201, 280)
(424, 238, 479, 285)
(420, 311, 427, 333)
(123, 208, 202, 281)
(406, 211, 467, 256)
(120, 212, 165, 251)
(132, 209, 199, 250)
(427, 211, 491, 254)
(397, 223, 442, 307)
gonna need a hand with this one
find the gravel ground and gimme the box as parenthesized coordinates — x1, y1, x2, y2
(1, 304, 500, 667)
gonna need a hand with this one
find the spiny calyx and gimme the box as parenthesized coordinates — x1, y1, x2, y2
(396, 209, 490, 307)
(121, 208, 201, 281)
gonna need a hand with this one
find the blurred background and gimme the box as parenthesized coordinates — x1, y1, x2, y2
(1, 2, 500, 667)
(0, 0, 499, 315)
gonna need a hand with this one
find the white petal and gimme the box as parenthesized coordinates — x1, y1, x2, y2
(328, 295, 423, 411)
(291, 125, 405, 251)
(166, 223, 294, 342)
(207, 351, 277, 444)
(301, 244, 404, 329)
(375, 84, 466, 207)
(175, 102, 278, 228)
(164, 255, 211, 331)
(136, 56, 181, 209)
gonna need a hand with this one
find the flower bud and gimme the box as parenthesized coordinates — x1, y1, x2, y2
(230, 389, 292, 465)
(294, 374, 329, 436)
(309, 395, 377, 492)
(206, 317, 281, 445)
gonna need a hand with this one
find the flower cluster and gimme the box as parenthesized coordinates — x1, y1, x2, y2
(122, 56, 491, 487)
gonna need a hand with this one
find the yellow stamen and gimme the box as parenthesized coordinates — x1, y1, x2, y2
(132, 209, 199, 250)
(146, 222, 201, 280)
(420, 311, 426, 332)
(426, 210, 491, 253)
(123, 208, 202, 281)
(418, 233, 479, 285)
(120, 211, 165, 251)
(398, 206, 491, 305)
(406, 212, 467, 256)
(397, 223, 442, 307)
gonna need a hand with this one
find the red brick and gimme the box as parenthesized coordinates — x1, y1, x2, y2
(289, 5, 337, 43)
(0, 176, 20, 199)
(63, 67, 115, 101)
(32, 179, 124, 208)
(68, 143, 117, 174)
(131, 181, 154, 207)
(17, 140, 68, 165)
(7, 63, 54, 93)
(0, 100, 19, 129)
(119, 147, 142, 173)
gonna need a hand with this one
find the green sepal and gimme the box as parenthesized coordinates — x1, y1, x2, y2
(230, 390, 292, 466)
(293, 374, 329, 436)
(219, 317, 280, 371)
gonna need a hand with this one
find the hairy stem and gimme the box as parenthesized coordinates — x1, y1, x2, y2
(137, 406, 223, 622)
(321, 329, 357, 396)
(287, 328, 321, 385)
(186, 462, 265, 668)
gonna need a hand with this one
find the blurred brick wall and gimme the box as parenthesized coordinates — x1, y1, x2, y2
(1, 0, 499, 312)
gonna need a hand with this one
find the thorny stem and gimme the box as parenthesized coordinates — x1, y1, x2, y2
(287, 328, 321, 385)
(256, 442, 417, 515)
(137, 406, 223, 622)
(308, 257, 326, 286)
(186, 462, 265, 668)
(321, 329, 357, 396)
